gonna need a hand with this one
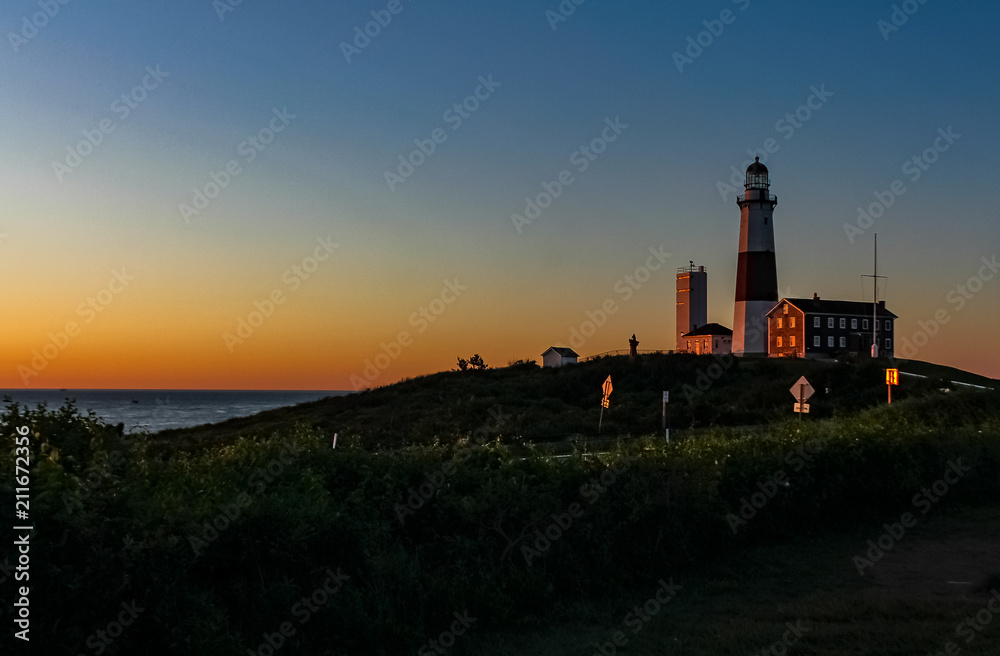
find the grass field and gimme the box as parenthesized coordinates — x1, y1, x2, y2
(462, 506, 1000, 655)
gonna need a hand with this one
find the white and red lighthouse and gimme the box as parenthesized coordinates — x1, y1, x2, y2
(733, 157, 778, 356)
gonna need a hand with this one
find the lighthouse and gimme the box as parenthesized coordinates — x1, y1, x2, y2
(733, 157, 778, 356)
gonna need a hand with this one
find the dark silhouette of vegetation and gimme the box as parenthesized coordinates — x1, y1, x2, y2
(456, 353, 488, 371)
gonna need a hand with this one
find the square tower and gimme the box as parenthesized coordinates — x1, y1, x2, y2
(676, 263, 707, 350)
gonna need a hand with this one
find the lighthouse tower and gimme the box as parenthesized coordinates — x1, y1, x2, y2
(733, 157, 778, 356)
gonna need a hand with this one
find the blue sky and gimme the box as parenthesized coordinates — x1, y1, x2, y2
(2, 0, 999, 387)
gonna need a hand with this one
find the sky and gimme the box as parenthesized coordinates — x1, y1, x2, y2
(1, 0, 998, 389)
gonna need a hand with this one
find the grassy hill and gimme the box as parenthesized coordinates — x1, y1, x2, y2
(151, 354, 996, 454)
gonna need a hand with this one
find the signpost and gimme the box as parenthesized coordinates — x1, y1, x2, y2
(886, 368, 899, 404)
(662, 391, 670, 443)
(790, 376, 815, 419)
(599, 376, 613, 433)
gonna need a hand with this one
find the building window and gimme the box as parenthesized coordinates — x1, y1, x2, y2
(828, 336, 834, 348)
(790, 317, 796, 328)
(886, 338, 892, 349)
(885, 320, 891, 332)
(790, 336, 796, 347)
(813, 336, 820, 347)
(777, 336, 783, 347)
(814, 316, 820, 328)
(783, 304, 788, 315)
(828, 318, 834, 328)
(839, 336, 846, 348)
(863, 319, 868, 330)
(777, 318, 783, 329)
(851, 318, 858, 329)
(839, 318, 846, 329)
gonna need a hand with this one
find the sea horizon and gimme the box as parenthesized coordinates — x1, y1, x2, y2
(1, 388, 351, 433)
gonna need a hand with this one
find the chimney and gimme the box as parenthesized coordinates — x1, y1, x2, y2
(813, 292, 819, 301)
(878, 300, 885, 309)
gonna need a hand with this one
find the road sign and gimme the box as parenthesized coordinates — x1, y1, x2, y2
(794, 402, 810, 413)
(603, 376, 613, 396)
(662, 391, 669, 403)
(789, 376, 815, 400)
(886, 369, 899, 386)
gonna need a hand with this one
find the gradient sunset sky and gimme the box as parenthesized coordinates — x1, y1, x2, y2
(2, 0, 998, 389)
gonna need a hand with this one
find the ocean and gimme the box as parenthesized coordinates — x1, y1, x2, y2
(0, 389, 350, 433)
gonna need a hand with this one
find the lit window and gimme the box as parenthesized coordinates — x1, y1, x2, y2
(814, 316, 820, 328)
(827, 336, 834, 348)
(790, 317, 796, 328)
(790, 336, 796, 347)
(777, 318, 783, 329)
(839, 336, 846, 347)
(828, 318, 834, 328)
(783, 305, 788, 315)
(813, 336, 820, 347)
(777, 336, 783, 347)
(851, 318, 858, 329)
(839, 318, 846, 329)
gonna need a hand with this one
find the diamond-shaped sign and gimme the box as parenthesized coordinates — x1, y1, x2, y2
(789, 376, 815, 401)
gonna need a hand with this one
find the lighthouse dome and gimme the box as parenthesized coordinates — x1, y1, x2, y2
(745, 156, 769, 189)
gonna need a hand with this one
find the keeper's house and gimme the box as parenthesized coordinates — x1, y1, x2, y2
(767, 295, 897, 359)
(680, 323, 733, 355)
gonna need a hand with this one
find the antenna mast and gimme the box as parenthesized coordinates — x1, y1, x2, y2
(862, 233, 887, 358)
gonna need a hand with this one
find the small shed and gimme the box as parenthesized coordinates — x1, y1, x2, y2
(541, 346, 580, 368)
